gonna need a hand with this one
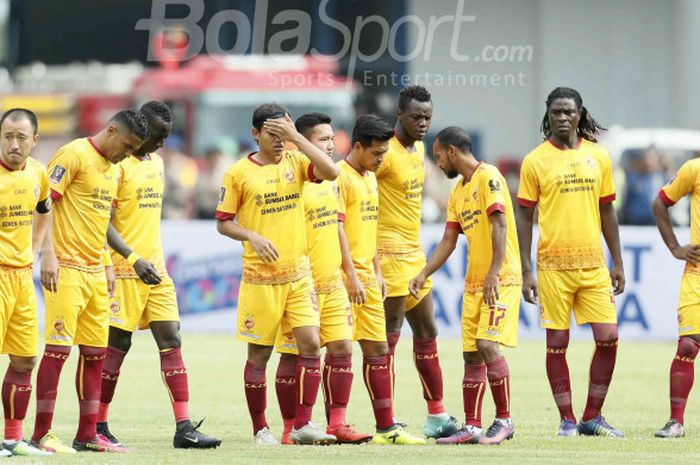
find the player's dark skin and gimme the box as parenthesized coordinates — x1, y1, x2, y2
(105, 116, 182, 352)
(653, 197, 700, 345)
(385, 98, 437, 340)
(516, 97, 625, 344)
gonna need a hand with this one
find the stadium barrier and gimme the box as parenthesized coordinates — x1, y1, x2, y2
(33, 222, 688, 340)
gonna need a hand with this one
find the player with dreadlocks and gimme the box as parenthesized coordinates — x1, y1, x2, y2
(516, 87, 625, 437)
(97, 101, 221, 449)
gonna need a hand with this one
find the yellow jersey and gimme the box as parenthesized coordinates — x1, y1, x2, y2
(111, 153, 166, 278)
(376, 136, 424, 256)
(446, 163, 521, 293)
(304, 181, 343, 293)
(216, 151, 318, 285)
(48, 138, 119, 271)
(0, 157, 50, 267)
(337, 159, 379, 286)
(660, 158, 700, 275)
(517, 139, 615, 270)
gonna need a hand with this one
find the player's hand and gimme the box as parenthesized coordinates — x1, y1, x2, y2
(134, 258, 162, 285)
(672, 244, 700, 267)
(522, 270, 538, 304)
(409, 272, 427, 300)
(345, 273, 366, 305)
(105, 265, 116, 298)
(263, 114, 298, 142)
(483, 272, 500, 307)
(248, 233, 279, 263)
(377, 272, 387, 301)
(610, 264, 625, 295)
(41, 251, 59, 292)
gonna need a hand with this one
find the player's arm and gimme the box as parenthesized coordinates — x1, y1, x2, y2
(484, 211, 507, 306)
(40, 217, 58, 292)
(409, 226, 459, 299)
(516, 205, 537, 303)
(600, 202, 625, 295)
(373, 252, 386, 301)
(32, 208, 52, 257)
(106, 215, 162, 285)
(263, 114, 339, 181)
(216, 220, 279, 263)
(653, 196, 700, 265)
(338, 222, 365, 305)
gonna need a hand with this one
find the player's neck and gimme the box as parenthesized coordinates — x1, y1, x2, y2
(345, 153, 366, 175)
(0, 153, 24, 171)
(394, 125, 416, 150)
(89, 131, 109, 155)
(549, 133, 581, 150)
(457, 155, 481, 182)
(251, 150, 281, 165)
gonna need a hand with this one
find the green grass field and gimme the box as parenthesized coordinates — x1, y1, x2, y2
(4, 334, 700, 464)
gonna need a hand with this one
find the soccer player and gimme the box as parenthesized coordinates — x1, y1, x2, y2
(31, 110, 149, 453)
(409, 127, 520, 445)
(652, 159, 700, 438)
(96, 101, 221, 449)
(517, 87, 625, 437)
(273, 113, 371, 444)
(337, 114, 425, 445)
(216, 103, 339, 445)
(377, 86, 457, 438)
(0, 109, 53, 457)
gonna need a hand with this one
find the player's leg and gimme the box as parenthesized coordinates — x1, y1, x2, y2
(273, 321, 299, 444)
(383, 296, 405, 392)
(96, 327, 132, 445)
(32, 265, 79, 453)
(539, 269, 577, 436)
(657, 333, 700, 438)
(246, 343, 275, 444)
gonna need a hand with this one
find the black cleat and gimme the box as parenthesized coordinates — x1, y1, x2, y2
(173, 419, 222, 449)
(97, 422, 122, 446)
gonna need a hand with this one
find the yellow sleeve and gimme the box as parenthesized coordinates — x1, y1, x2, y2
(291, 151, 319, 183)
(38, 165, 50, 203)
(47, 148, 80, 198)
(482, 168, 508, 216)
(599, 149, 616, 204)
(337, 171, 349, 221)
(445, 186, 461, 231)
(215, 169, 241, 220)
(660, 161, 695, 206)
(516, 155, 539, 207)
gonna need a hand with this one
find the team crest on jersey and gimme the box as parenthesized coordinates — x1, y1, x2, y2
(488, 179, 501, 192)
(33, 184, 40, 199)
(285, 169, 295, 183)
(49, 165, 66, 184)
(472, 190, 478, 200)
(218, 187, 226, 204)
(244, 315, 255, 330)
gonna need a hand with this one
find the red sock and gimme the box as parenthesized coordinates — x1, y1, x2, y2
(160, 348, 190, 423)
(463, 363, 486, 427)
(325, 353, 353, 428)
(244, 361, 268, 434)
(546, 331, 575, 422)
(486, 356, 511, 419)
(387, 332, 400, 397)
(2, 366, 32, 441)
(582, 339, 618, 422)
(32, 345, 70, 442)
(669, 337, 700, 424)
(322, 354, 331, 424)
(99, 346, 127, 423)
(363, 355, 394, 430)
(294, 355, 321, 429)
(75, 346, 106, 442)
(413, 337, 445, 414)
(275, 355, 296, 433)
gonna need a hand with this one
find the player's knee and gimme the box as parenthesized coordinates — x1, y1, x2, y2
(10, 356, 36, 372)
(411, 321, 438, 340)
(385, 314, 404, 333)
(109, 329, 133, 352)
(592, 325, 619, 344)
(476, 339, 500, 360)
(546, 329, 570, 349)
(326, 339, 353, 355)
(156, 332, 182, 350)
(463, 351, 483, 365)
(296, 335, 321, 356)
(678, 337, 700, 359)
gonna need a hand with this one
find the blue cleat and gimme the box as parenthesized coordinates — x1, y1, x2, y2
(557, 419, 578, 437)
(577, 415, 624, 438)
(423, 415, 460, 439)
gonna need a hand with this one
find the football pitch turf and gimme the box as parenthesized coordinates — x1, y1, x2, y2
(5, 333, 700, 464)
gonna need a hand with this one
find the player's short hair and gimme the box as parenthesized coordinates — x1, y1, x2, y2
(398, 85, 431, 112)
(111, 110, 149, 141)
(435, 126, 472, 153)
(351, 114, 394, 148)
(295, 112, 332, 138)
(0, 108, 38, 134)
(139, 101, 172, 125)
(540, 87, 606, 143)
(252, 103, 288, 131)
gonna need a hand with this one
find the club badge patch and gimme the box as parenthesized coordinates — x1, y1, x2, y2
(49, 165, 66, 184)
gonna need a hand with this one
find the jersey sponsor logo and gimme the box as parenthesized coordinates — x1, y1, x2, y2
(164, 368, 187, 376)
(415, 353, 438, 360)
(49, 165, 66, 184)
(102, 373, 118, 382)
(219, 187, 226, 204)
(488, 179, 501, 193)
(43, 350, 69, 360)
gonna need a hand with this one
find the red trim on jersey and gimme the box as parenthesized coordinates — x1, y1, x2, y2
(445, 221, 461, 232)
(307, 163, 322, 183)
(50, 189, 62, 201)
(337, 212, 346, 222)
(87, 137, 108, 158)
(214, 210, 235, 221)
(517, 197, 537, 208)
(599, 193, 616, 205)
(111, 199, 118, 208)
(0, 158, 25, 171)
(247, 152, 284, 166)
(394, 132, 412, 149)
(343, 157, 365, 176)
(547, 137, 582, 151)
(486, 203, 506, 216)
(658, 189, 676, 207)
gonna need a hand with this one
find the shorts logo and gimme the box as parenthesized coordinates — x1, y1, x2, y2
(244, 315, 255, 330)
(678, 313, 684, 325)
(285, 169, 295, 183)
(488, 179, 501, 192)
(110, 301, 120, 315)
(49, 166, 66, 184)
(54, 318, 65, 334)
(218, 187, 226, 204)
(283, 331, 294, 342)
